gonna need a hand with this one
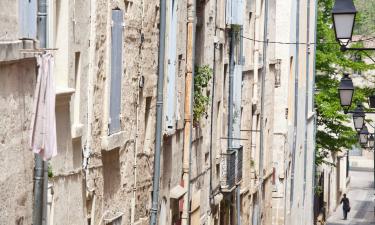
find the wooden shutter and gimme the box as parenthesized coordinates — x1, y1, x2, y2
(19, 0, 37, 39)
(109, 9, 123, 135)
(166, 0, 178, 131)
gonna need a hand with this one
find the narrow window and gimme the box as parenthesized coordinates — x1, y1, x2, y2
(19, 0, 37, 39)
(74, 52, 81, 124)
(109, 9, 124, 135)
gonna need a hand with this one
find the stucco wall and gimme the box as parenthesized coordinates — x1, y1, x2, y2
(0, 0, 19, 41)
(0, 59, 36, 225)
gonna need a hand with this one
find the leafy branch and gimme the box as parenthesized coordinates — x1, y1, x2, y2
(193, 65, 213, 125)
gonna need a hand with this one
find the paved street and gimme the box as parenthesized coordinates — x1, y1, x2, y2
(327, 170, 375, 225)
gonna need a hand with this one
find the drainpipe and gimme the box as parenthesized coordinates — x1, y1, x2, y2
(149, 0, 166, 224)
(228, 27, 238, 225)
(303, 0, 311, 206)
(290, 0, 300, 222)
(33, 1, 48, 225)
(252, 0, 260, 222)
(209, 0, 218, 207)
(311, 0, 319, 215)
(182, 0, 196, 225)
(258, 0, 269, 224)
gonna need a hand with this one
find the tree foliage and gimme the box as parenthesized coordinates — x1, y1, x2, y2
(193, 65, 213, 125)
(354, 0, 375, 36)
(315, 0, 375, 166)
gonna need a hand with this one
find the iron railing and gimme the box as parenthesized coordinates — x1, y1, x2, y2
(220, 145, 243, 192)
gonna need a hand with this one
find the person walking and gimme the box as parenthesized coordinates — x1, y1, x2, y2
(340, 194, 350, 220)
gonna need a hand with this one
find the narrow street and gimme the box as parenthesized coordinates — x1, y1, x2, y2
(327, 170, 375, 225)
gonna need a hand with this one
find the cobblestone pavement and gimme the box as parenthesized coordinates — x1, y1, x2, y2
(326, 170, 375, 225)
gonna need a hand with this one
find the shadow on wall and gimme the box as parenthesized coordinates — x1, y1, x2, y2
(102, 148, 121, 204)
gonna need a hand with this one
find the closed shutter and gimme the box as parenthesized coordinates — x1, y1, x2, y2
(19, 0, 37, 39)
(109, 9, 123, 135)
(226, 0, 244, 25)
(233, 65, 243, 147)
(166, 0, 178, 131)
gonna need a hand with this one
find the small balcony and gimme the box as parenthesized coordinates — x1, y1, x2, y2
(220, 145, 243, 192)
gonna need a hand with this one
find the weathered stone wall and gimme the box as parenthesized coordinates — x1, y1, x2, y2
(0, 0, 18, 41)
(0, 57, 36, 225)
(86, 0, 160, 224)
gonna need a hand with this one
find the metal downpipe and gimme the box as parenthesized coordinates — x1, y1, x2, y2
(186, 1, 196, 224)
(303, 0, 311, 206)
(33, 0, 48, 224)
(258, 0, 269, 224)
(149, 0, 167, 224)
(208, 0, 218, 209)
(228, 27, 235, 224)
(290, 0, 300, 211)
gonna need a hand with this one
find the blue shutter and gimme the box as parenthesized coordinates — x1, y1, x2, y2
(109, 9, 123, 135)
(233, 65, 242, 147)
(19, 0, 37, 39)
(225, 0, 232, 25)
(233, 0, 244, 25)
(166, 0, 177, 131)
(226, 0, 244, 25)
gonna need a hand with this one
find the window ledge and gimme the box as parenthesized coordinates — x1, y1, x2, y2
(71, 123, 84, 139)
(101, 131, 126, 151)
(0, 40, 36, 63)
(56, 88, 75, 106)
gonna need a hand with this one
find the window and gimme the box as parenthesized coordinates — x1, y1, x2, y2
(73, 52, 81, 124)
(19, 0, 37, 39)
(166, 0, 178, 132)
(109, 9, 124, 135)
(226, 0, 244, 25)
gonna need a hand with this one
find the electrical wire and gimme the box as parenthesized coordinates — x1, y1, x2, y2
(241, 35, 375, 46)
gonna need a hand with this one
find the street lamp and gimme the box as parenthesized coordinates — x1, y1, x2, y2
(332, 0, 375, 53)
(369, 94, 375, 108)
(352, 103, 365, 130)
(368, 134, 375, 148)
(332, 0, 357, 47)
(338, 73, 354, 111)
(359, 125, 369, 146)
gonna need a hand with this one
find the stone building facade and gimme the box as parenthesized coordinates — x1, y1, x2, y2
(0, 1, 317, 225)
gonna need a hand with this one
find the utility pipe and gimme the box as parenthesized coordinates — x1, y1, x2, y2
(149, 0, 166, 224)
(227, 26, 235, 225)
(208, 0, 218, 207)
(228, 29, 235, 152)
(33, 0, 48, 224)
(258, 0, 269, 224)
(252, 1, 261, 223)
(303, 0, 311, 206)
(290, 0, 301, 211)
(311, 0, 319, 215)
(182, 1, 196, 225)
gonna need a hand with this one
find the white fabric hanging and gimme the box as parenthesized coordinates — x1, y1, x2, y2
(29, 53, 57, 160)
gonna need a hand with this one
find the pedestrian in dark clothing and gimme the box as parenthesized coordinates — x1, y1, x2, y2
(340, 194, 350, 220)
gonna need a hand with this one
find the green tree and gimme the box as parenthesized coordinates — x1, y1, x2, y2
(315, 0, 375, 166)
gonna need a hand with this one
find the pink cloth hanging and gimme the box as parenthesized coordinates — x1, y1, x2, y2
(29, 53, 57, 160)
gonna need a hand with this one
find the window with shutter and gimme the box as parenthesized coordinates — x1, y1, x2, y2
(19, 0, 37, 39)
(109, 9, 124, 135)
(226, 0, 244, 25)
(166, 0, 178, 132)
